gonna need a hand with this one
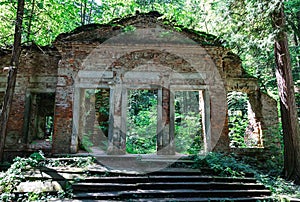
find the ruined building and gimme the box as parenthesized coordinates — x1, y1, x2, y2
(0, 12, 280, 160)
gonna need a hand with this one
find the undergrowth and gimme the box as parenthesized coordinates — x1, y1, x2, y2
(0, 151, 95, 201)
(193, 152, 300, 200)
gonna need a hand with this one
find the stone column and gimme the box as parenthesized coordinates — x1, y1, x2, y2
(107, 83, 126, 154)
(157, 87, 175, 155)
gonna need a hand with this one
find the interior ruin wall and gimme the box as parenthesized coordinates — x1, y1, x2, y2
(0, 46, 60, 159)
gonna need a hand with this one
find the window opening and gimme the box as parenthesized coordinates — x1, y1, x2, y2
(126, 89, 158, 154)
(227, 91, 251, 148)
(174, 91, 204, 154)
(80, 88, 110, 153)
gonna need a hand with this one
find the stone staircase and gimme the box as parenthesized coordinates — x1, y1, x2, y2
(71, 168, 272, 201)
(72, 155, 271, 201)
(13, 156, 273, 201)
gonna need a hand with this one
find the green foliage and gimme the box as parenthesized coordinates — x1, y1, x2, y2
(20, 191, 59, 202)
(0, 151, 46, 200)
(206, 0, 299, 109)
(227, 92, 249, 148)
(0, 0, 298, 103)
(46, 156, 95, 168)
(174, 91, 203, 154)
(95, 89, 110, 137)
(126, 90, 157, 154)
(175, 111, 203, 154)
(0, 151, 95, 201)
(0, 0, 216, 46)
(81, 132, 94, 152)
(193, 152, 300, 199)
(45, 116, 54, 138)
(0, 0, 129, 46)
(123, 25, 136, 32)
(126, 90, 203, 154)
(80, 88, 110, 152)
(194, 152, 251, 177)
(259, 175, 300, 199)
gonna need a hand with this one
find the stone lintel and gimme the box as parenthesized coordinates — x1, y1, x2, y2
(78, 70, 113, 79)
(226, 78, 258, 92)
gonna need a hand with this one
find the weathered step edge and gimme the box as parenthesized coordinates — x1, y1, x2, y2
(73, 189, 272, 199)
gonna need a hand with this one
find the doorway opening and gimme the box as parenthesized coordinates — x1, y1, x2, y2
(27, 92, 55, 150)
(126, 89, 158, 154)
(173, 90, 204, 154)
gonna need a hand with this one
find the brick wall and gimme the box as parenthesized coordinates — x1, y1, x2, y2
(0, 46, 60, 152)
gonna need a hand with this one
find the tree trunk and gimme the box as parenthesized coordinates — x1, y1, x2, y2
(26, 0, 36, 43)
(81, 0, 87, 26)
(272, 3, 300, 184)
(87, 0, 94, 24)
(0, 0, 25, 162)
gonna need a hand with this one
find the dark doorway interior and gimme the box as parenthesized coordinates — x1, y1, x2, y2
(27, 92, 55, 150)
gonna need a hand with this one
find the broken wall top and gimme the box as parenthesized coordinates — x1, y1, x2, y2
(54, 11, 253, 82)
(55, 11, 222, 46)
(0, 12, 256, 88)
(0, 45, 60, 94)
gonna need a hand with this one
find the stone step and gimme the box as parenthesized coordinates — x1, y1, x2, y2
(76, 175, 257, 184)
(122, 196, 273, 202)
(49, 197, 272, 202)
(71, 166, 270, 201)
(72, 182, 266, 192)
(88, 156, 202, 173)
(140, 158, 194, 164)
(88, 167, 254, 178)
(87, 167, 231, 176)
(73, 189, 272, 200)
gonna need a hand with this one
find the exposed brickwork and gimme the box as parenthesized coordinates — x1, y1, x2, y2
(0, 46, 60, 152)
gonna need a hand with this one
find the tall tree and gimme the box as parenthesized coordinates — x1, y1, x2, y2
(285, 0, 300, 118)
(272, 1, 300, 184)
(0, 0, 25, 161)
(205, 0, 300, 183)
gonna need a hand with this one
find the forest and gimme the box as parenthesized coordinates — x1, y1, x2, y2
(0, 0, 300, 200)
